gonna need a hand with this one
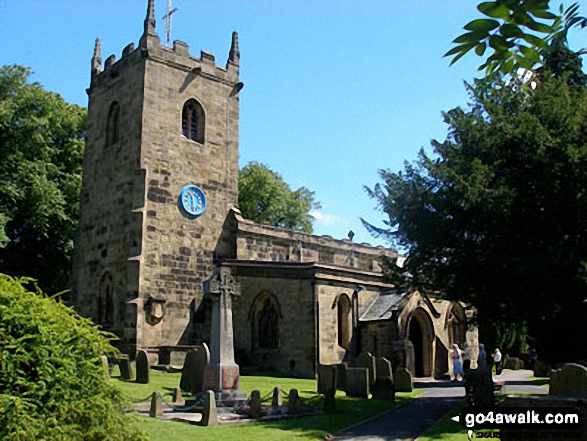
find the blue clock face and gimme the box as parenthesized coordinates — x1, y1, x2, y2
(178, 185, 207, 218)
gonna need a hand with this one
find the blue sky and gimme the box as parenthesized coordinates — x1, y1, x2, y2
(1, 0, 584, 248)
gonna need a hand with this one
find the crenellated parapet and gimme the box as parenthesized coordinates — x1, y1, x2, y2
(88, 0, 240, 93)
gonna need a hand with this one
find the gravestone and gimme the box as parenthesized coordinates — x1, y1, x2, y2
(394, 367, 413, 392)
(550, 363, 587, 398)
(323, 387, 336, 413)
(505, 356, 524, 370)
(200, 390, 218, 426)
(100, 355, 110, 378)
(202, 268, 246, 404)
(317, 364, 337, 394)
(375, 356, 393, 380)
(465, 368, 494, 406)
(272, 387, 283, 407)
(118, 355, 134, 381)
(356, 352, 376, 387)
(288, 389, 302, 414)
(336, 363, 347, 392)
(136, 350, 150, 384)
(172, 387, 183, 404)
(149, 391, 163, 418)
(345, 367, 370, 398)
(249, 390, 262, 418)
(534, 360, 551, 378)
(179, 343, 210, 394)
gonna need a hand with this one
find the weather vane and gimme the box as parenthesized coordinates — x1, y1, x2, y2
(162, 0, 179, 47)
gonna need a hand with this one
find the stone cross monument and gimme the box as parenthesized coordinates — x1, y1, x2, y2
(202, 267, 245, 403)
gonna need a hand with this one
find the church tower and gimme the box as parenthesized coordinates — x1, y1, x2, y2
(71, 0, 241, 355)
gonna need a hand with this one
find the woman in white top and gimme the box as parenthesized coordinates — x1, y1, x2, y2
(493, 348, 502, 375)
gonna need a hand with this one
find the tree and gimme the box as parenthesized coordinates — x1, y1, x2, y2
(446, 1, 587, 77)
(0, 65, 85, 295)
(239, 161, 320, 233)
(364, 72, 587, 361)
(0, 275, 146, 440)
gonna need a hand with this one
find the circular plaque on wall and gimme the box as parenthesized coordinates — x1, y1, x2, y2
(178, 185, 207, 218)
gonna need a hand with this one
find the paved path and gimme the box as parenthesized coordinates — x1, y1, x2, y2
(332, 370, 547, 441)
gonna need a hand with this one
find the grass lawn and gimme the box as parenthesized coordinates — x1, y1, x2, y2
(111, 369, 421, 441)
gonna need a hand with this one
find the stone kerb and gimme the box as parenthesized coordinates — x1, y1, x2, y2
(549, 363, 587, 398)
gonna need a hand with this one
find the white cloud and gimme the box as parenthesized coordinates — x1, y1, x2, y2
(310, 210, 341, 226)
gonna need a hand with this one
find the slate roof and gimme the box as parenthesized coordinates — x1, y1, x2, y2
(359, 290, 411, 322)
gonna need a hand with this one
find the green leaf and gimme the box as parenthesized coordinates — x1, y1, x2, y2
(521, 32, 548, 49)
(489, 34, 515, 50)
(478, 2, 511, 20)
(453, 31, 488, 44)
(500, 23, 524, 38)
(524, 18, 555, 33)
(531, 10, 558, 20)
(448, 43, 477, 65)
(465, 18, 501, 33)
(475, 42, 487, 56)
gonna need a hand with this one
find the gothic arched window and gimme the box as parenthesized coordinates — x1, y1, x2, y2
(106, 102, 120, 146)
(182, 99, 205, 143)
(98, 272, 114, 325)
(252, 294, 280, 349)
(338, 294, 352, 350)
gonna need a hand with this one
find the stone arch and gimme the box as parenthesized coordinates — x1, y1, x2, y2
(406, 307, 435, 377)
(249, 292, 281, 349)
(106, 102, 120, 146)
(337, 293, 352, 350)
(98, 271, 114, 325)
(181, 98, 205, 143)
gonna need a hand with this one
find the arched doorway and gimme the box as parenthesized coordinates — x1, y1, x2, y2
(407, 308, 434, 377)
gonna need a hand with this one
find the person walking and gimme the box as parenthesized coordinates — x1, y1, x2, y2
(493, 348, 502, 375)
(452, 344, 464, 381)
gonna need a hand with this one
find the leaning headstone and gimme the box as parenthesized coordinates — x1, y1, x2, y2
(118, 355, 134, 381)
(505, 356, 524, 370)
(345, 367, 370, 398)
(149, 391, 163, 418)
(534, 360, 551, 378)
(376, 357, 393, 381)
(136, 350, 150, 384)
(323, 387, 336, 413)
(336, 363, 347, 392)
(317, 364, 337, 394)
(467, 368, 494, 406)
(100, 355, 110, 378)
(356, 352, 376, 387)
(394, 367, 413, 392)
(172, 387, 183, 404)
(288, 389, 302, 414)
(200, 390, 218, 426)
(371, 377, 395, 400)
(271, 387, 283, 407)
(179, 343, 210, 394)
(249, 390, 262, 418)
(550, 363, 587, 398)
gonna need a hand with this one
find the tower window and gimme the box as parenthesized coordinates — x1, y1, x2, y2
(182, 99, 205, 143)
(106, 102, 120, 146)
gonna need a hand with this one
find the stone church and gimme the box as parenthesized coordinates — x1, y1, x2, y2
(71, 0, 478, 380)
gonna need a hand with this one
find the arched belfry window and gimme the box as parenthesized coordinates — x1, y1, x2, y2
(98, 272, 114, 325)
(182, 99, 205, 143)
(251, 293, 280, 349)
(106, 102, 120, 146)
(338, 294, 352, 350)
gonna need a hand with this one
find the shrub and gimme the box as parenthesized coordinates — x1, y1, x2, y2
(0, 275, 146, 440)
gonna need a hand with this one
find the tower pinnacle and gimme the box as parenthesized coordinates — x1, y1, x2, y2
(140, 0, 160, 48)
(228, 31, 240, 67)
(91, 37, 103, 78)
